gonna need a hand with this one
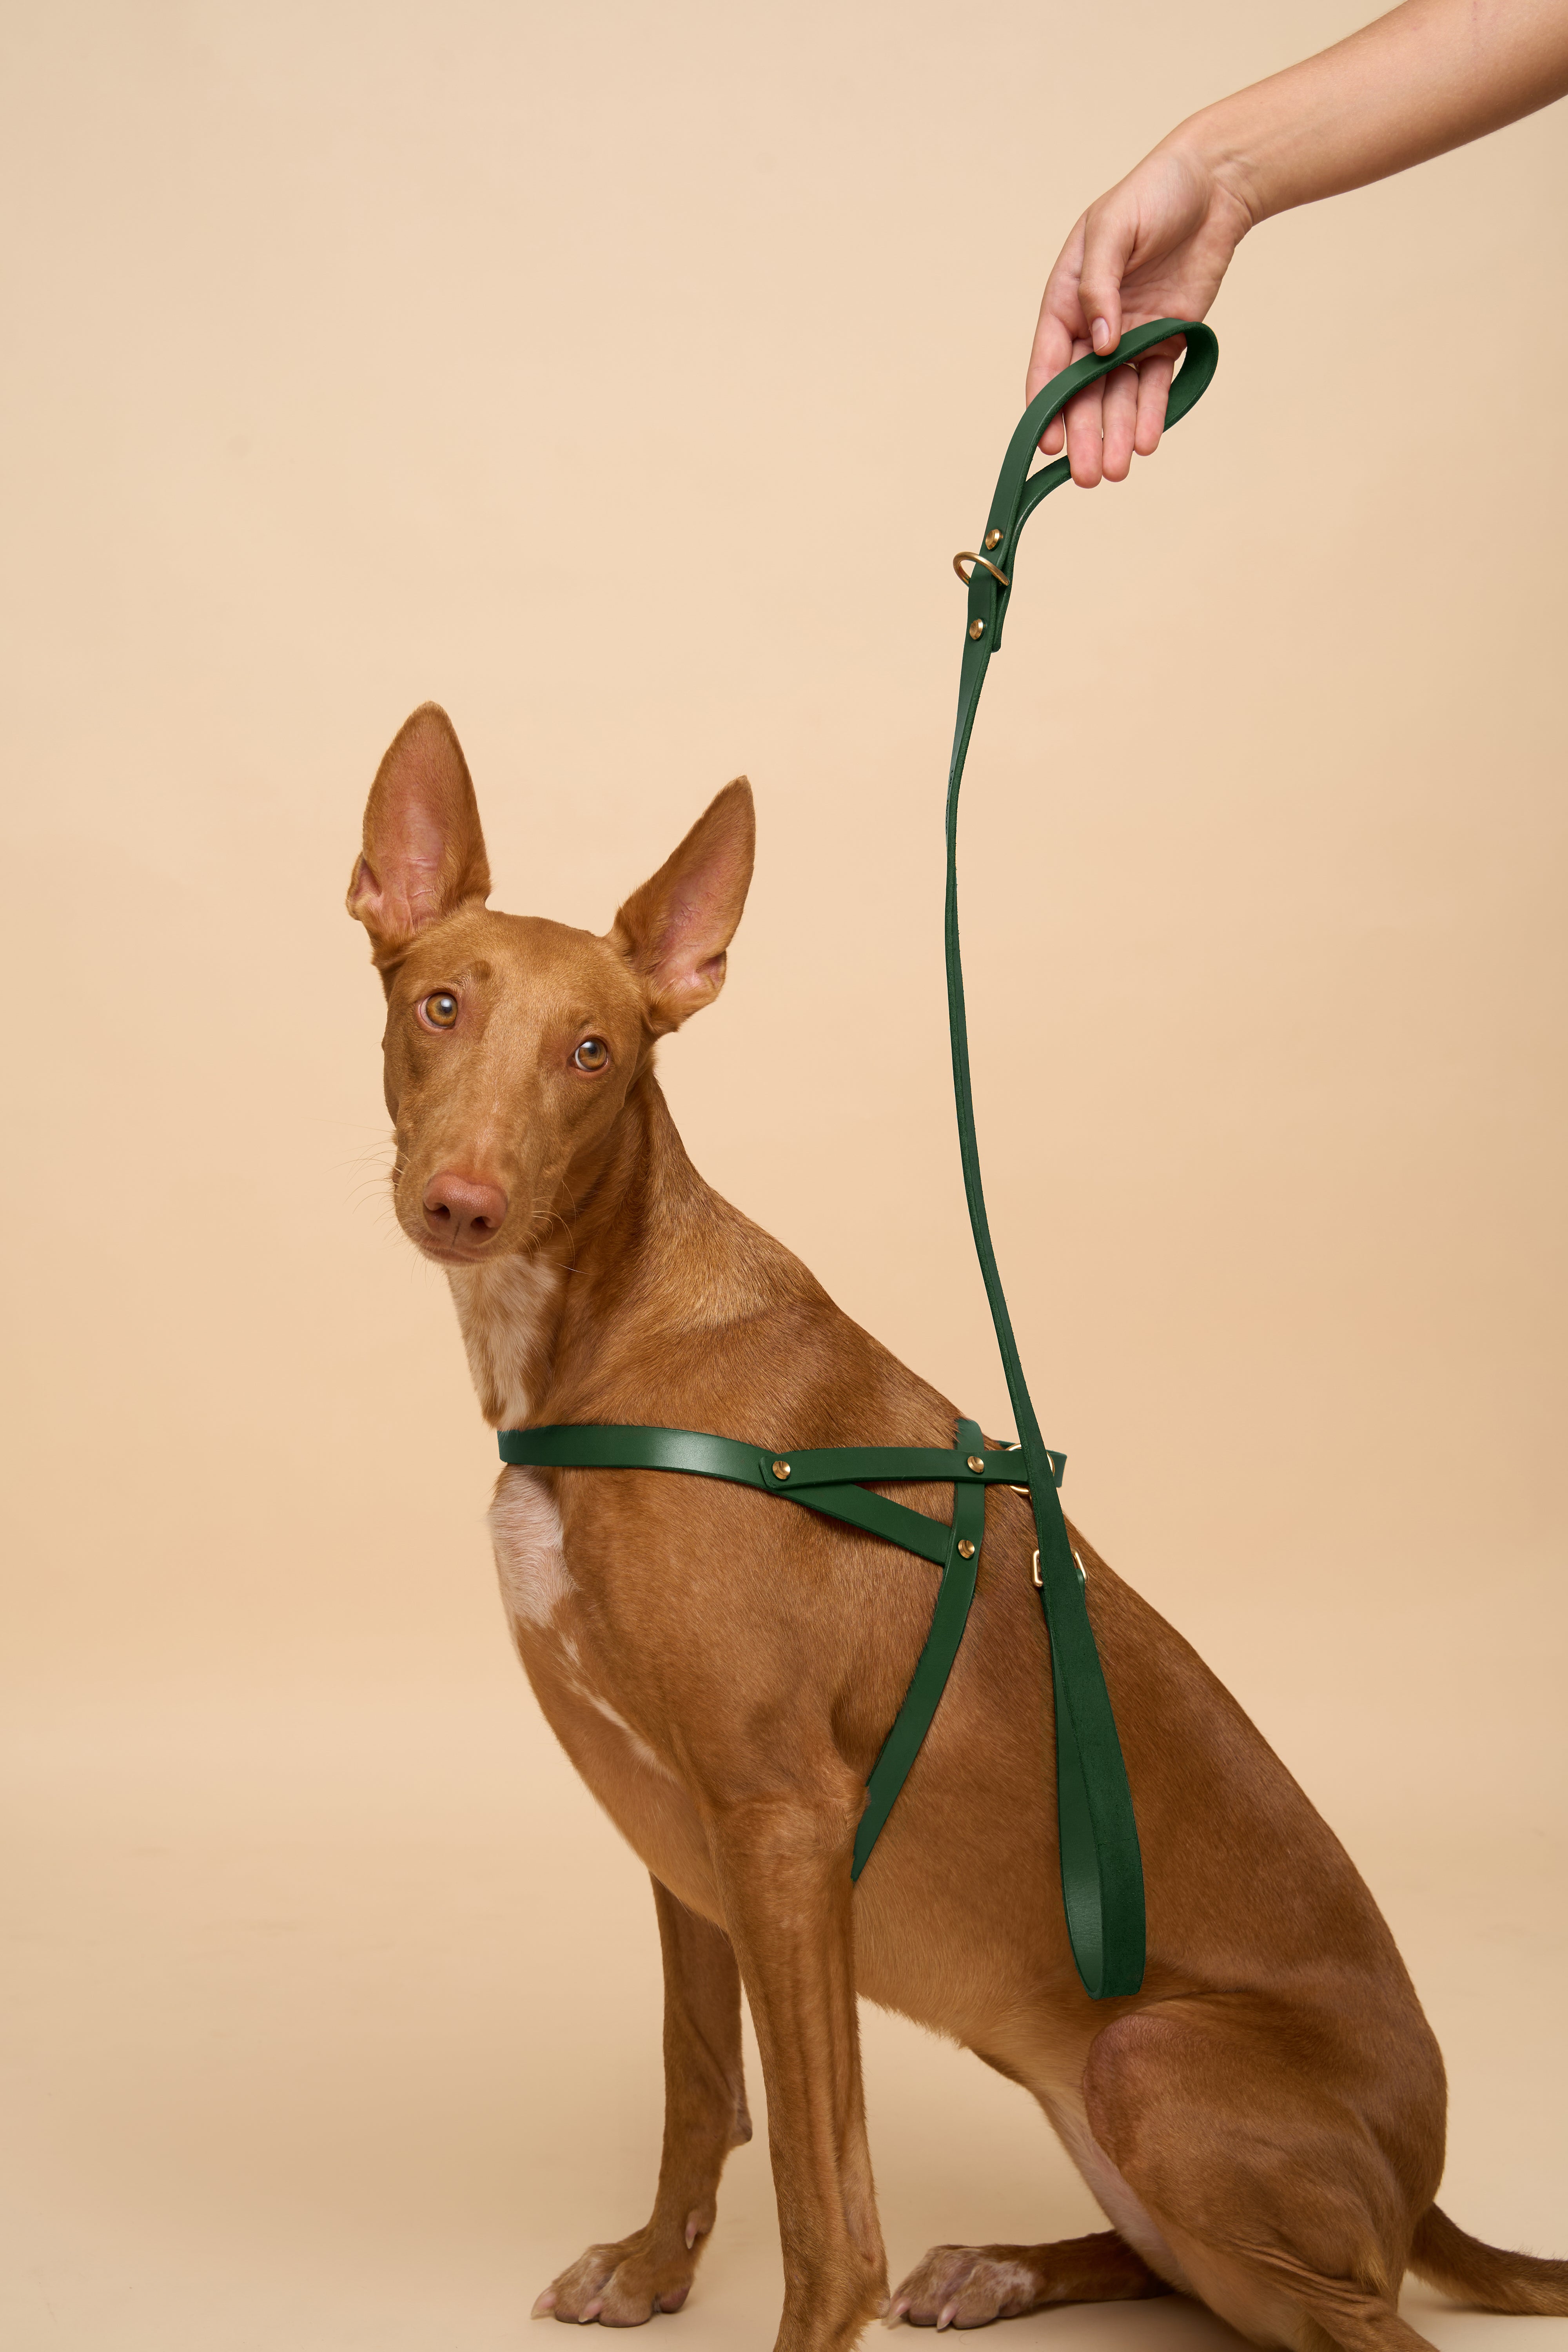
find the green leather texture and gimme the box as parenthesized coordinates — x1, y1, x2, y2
(945, 319, 1219, 1996)
(499, 1419, 1015, 1842)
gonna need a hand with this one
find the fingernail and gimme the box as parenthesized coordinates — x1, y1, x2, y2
(531, 2291, 557, 2318)
(1091, 318, 1112, 353)
(579, 2300, 602, 2324)
(938, 2303, 958, 2330)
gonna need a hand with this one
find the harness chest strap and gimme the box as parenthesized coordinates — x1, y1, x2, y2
(500, 318, 1220, 2000)
(498, 1419, 1060, 1878)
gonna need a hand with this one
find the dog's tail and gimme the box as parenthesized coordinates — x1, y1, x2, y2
(1410, 2205, 1568, 2315)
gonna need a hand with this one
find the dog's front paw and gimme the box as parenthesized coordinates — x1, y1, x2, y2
(886, 2245, 1042, 2330)
(532, 2225, 702, 2327)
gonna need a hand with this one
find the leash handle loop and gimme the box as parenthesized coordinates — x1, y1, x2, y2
(946, 320, 1219, 1998)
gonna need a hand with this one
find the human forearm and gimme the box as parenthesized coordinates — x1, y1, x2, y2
(1178, 0, 1568, 229)
(1027, 0, 1568, 485)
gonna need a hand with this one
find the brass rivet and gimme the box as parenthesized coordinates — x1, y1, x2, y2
(966, 1455, 985, 1473)
(957, 1538, 976, 1560)
(968, 618, 984, 641)
(772, 1459, 791, 1480)
(984, 529, 1002, 551)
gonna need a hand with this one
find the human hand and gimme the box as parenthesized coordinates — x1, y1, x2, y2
(1027, 138, 1252, 485)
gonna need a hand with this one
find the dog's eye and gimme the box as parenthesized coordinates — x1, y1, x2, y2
(421, 993, 459, 1030)
(572, 1036, 610, 1073)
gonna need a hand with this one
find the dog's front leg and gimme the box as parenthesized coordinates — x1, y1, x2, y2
(712, 1784, 886, 2352)
(534, 1876, 752, 2325)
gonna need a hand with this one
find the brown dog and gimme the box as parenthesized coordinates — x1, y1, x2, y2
(348, 703, 1565, 2352)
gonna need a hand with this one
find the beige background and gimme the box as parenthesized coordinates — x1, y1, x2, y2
(2, 3, 1564, 2347)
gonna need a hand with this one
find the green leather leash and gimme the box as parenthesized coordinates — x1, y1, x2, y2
(946, 319, 1218, 1995)
(500, 319, 1218, 1997)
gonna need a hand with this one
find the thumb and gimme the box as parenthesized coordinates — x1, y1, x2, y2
(1079, 189, 1136, 356)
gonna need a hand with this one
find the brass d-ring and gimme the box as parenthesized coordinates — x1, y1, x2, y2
(953, 550, 1010, 589)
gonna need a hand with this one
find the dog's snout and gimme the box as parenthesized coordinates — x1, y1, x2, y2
(421, 1171, 509, 1251)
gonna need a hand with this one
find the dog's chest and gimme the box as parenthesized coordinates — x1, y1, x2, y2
(489, 1465, 668, 1779)
(447, 1253, 654, 1743)
(490, 1465, 577, 1628)
(450, 1256, 652, 1759)
(449, 1256, 715, 1903)
(489, 1464, 721, 1919)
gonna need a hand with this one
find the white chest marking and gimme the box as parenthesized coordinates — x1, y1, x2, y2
(490, 1466, 574, 1628)
(578, 1688, 671, 1779)
(488, 1472, 671, 1782)
(454, 1255, 670, 1781)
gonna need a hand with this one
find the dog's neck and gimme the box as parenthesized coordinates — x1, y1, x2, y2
(445, 1069, 798, 1430)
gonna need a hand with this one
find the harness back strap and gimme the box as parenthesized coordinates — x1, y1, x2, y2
(945, 318, 1220, 1996)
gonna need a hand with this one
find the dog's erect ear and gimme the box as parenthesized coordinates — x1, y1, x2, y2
(611, 779, 755, 1032)
(347, 704, 491, 966)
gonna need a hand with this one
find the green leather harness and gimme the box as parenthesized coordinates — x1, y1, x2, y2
(501, 321, 1219, 1998)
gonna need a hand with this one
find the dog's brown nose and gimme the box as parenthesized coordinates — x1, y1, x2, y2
(421, 1172, 508, 1251)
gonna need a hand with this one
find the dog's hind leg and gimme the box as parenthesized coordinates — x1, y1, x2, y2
(1082, 1997, 1449, 2352)
(533, 1877, 751, 2326)
(887, 2229, 1171, 2328)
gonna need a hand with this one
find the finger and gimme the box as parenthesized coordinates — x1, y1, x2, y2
(1100, 363, 1140, 482)
(1027, 294, 1078, 415)
(1133, 347, 1176, 454)
(1028, 219, 1089, 454)
(1048, 329, 1100, 461)
(1034, 345, 1073, 454)
(1035, 313, 1073, 454)
(1027, 218, 1087, 399)
(1079, 187, 1139, 357)
(1064, 378, 1107, 488)
(1040, 368, 1067, 455)
(1060, 333, 1103, 486)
